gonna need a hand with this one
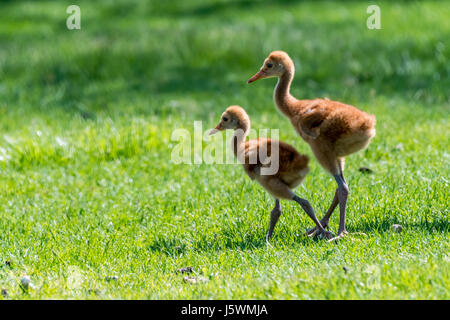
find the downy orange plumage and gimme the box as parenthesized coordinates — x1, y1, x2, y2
(248, 51, 376, 241)
(210, 105, 332, 240)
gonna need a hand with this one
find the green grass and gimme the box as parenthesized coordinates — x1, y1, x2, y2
(0, 0, 449, 299)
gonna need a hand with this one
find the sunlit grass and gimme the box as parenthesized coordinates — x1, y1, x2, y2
(0, 0, 448, 299)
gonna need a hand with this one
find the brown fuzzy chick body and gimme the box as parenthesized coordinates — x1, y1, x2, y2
(211, 105, 331, 240)
(248, 51, 376, 241)
(287, 98, 376, 174)
(242, 137, 310, 199)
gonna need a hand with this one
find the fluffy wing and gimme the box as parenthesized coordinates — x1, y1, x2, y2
(242, 139, 308, 177)
(298, 101, 327, 139)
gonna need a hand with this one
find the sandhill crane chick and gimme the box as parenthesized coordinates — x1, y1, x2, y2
(248, 51, 376, 241)
(210, 105, 332, 240)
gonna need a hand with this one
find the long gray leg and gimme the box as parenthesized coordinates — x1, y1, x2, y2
(306, 189, 338, 236)
(318, 158, 345, 229)
(293, 195, 333, 239)
(266, 199, 281, 241)
(305, 158, 345, 236)
(321, 190, 338, 229)
(337, 158, 348, 235)
(332, 173, 349, 239)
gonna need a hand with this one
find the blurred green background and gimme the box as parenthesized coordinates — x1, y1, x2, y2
(2, 0, 448, 120)
(0, 0, 448, 299)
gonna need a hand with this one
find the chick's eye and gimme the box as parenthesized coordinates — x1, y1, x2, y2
(267, 63, 273, 68)
(223, 117, 228, 122)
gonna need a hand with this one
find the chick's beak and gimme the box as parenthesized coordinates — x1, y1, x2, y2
(248, 70, 265, 83)
(209, 124, 221, 135)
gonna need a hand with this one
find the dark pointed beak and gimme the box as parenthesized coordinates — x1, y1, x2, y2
(248, 70, 265, 83)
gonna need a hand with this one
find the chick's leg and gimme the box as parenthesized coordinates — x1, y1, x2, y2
(266, 199, 281, 241)
(305, 158, 344, 236)
(328, 173, 349, 242)
(293, 195, 333, 240)
(305, 189, 338, 236)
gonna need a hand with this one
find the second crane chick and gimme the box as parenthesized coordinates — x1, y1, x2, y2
(210, 106, 332, 240)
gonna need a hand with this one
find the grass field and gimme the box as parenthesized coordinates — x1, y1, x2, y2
(0, 0, 449, 299)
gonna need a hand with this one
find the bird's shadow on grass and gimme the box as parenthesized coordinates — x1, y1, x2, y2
(148, 226, 331, 256)
(148, 216, 449, 256)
